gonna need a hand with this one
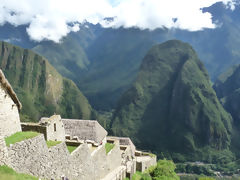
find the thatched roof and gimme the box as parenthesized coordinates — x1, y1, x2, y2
(62, 119, 108, 143)
(0, 70, 22, 110)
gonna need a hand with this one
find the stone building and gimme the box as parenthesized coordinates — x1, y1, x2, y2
(21, 115, 65, 141)
(0, 70, 22, 137)
(40, 115, 65, 141)
(62, 119, 107, 144)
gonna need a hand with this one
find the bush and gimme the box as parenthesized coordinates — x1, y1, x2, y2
(140, 173, 152, 180)
(151, 159, 180, 180)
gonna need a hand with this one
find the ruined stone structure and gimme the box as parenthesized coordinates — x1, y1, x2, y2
(5, 134, 123, 180)
(0, 70, 22, 137)
(62, 119, 107, 144)
(20, 115, 156, 179)
(40, 115, 66, 141)
(0, 70, 157, 180)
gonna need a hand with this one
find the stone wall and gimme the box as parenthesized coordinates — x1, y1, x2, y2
(0, 136, 8, 165)
(5, 134, 123, 180)
(7, 134, 52, 178)
(70, 143, 94, 180)
(21, 123, 47, 139)
(0, 83, 21, 137)
(136, 155, 157, 172)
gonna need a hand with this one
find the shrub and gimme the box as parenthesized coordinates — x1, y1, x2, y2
(151, 159, 179, 180)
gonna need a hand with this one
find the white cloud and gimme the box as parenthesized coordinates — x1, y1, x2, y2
(0, 0, 236, 42)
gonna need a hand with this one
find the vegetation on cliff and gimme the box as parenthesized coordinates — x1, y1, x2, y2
(0, 41, 95, 122)
(111, 40, 232, 161)
(214, 65, 240, 157)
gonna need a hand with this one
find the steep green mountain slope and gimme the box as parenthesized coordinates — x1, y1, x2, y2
(32, 29, 93, 81)
(32, 27, 171, 110)
(0, 41, 95, 122)
(80, 28, 169, 110)
(111, 40, 232, 161)
(214, 65, 240, 154)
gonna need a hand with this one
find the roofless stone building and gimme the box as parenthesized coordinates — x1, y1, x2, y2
(0, 70, 22, 137)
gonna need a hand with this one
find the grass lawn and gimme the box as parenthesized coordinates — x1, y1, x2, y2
(0, 165, 38, 180)
(67, 145, 78, 153)
(46, 141, 61, 148)
(5, 131, 39, 147)
(105, 143, 115, 154)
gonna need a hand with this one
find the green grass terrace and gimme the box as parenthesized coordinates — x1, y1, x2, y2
(67, 145, 78, 153)
(105, 142, 115, 154)
(46, 140, 62, 148)
(5, 131, 39, 147)
(0, 165, 38, 180)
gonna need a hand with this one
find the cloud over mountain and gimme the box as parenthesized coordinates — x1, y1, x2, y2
(0, 0, 237, 42)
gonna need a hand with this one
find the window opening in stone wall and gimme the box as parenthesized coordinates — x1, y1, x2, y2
(54, 123, 56, 132)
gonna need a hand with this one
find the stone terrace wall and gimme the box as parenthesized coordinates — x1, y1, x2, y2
(92, 142, 122, 179)
(7, 134, 52, 178)
(5, 134, 123, 180)
(70, 143, 94, 180)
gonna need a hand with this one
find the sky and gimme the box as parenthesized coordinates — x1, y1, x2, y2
(0, 0, 237, 42)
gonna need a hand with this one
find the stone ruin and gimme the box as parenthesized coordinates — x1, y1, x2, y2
(0, 69, 157, 180)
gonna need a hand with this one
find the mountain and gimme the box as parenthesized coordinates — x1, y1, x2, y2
(0, 41, 95, 122)
(33, 27, 171, 110)
(32, 25, 100, 81)
(1, 2, 240, 111)
(111, 40, 232, 161)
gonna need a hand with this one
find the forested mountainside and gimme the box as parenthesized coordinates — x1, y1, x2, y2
(214, 65, 240, 156)
(0, 41, 95, 122)
(111, 40, 233, 162)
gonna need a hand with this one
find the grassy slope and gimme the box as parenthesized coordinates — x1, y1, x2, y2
(0, 41, 94, 122)
(67, 145, 78, 153)
(105, 143, 115, 154)
(46, 141, 61, 148)
(0, 165, 38, 180)
(111, 40, 232, 161)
